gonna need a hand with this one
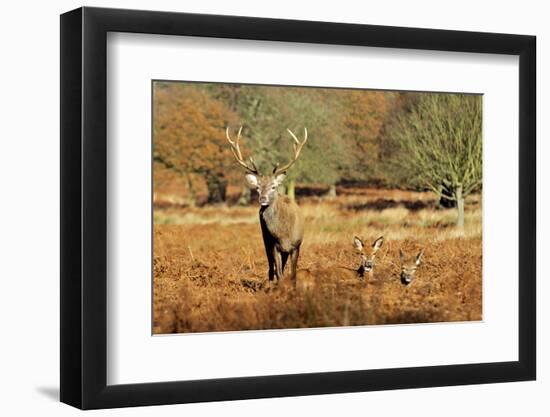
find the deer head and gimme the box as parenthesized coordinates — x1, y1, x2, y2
(226, 126, 308, 206)
(399, 248, 424, 285)
(353, 236, 384, 275)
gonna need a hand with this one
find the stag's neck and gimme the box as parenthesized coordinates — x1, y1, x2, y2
(259, 194, 284, 218)
(259, 194, 302, 252)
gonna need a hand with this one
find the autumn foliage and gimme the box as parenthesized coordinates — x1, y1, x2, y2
(154, 83, 239, 203)
(153, 82, 414, 205)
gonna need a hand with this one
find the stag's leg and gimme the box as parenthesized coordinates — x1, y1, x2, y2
(273, 247, 284, 282)
(261, 234, 275, 283)
(280, 252, 289, 278)
(266, 248, 275, 282)
(290, 246, 300, 284)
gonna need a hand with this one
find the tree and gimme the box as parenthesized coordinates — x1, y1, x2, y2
(389, 93, 482, 228)
(153, 82, 239, 204)
(205, 85, 352, 200)
(277, 88, 352, 199)
(339, 90, 397, 183)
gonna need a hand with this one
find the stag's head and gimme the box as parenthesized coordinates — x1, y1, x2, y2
(353, 236, 384, 274)
(226, 127, 308, 207)
(399, 248, 425, 285)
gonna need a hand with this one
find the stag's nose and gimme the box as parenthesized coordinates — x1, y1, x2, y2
(259, 196, 269, 206)
(400, 274, 412, 285)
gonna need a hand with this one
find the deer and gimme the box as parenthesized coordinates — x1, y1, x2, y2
(226, 126, 308, 285)
(398, 248, 425, 285)
(295, 236, 384, 291)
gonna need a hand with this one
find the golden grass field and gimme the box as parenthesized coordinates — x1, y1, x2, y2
(153, 187, 482, 334)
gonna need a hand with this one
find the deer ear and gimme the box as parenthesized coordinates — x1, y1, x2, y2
(274, 173, 286, 185)
(353, 236, 364, 251)
(415, 249, 425, 265)
(372, 236, 384, 251)
(245, 174, 259, 189)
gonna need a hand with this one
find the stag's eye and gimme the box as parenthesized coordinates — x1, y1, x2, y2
(271, 186, 276, 190)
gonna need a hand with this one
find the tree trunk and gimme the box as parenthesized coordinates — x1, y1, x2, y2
(185, 173, 196, 207)
(205, 174, 227, 204)
(325, 184, 337, 199)
(286, 178, 296, 201)
(439, 184, 456, 208)
(455, 185, 465, 229)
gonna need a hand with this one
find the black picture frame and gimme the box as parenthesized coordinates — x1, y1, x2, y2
(60, 6, 536, 410)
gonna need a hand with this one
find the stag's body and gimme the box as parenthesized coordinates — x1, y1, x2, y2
(226, 126, 308, 283)
(260, 195, 304, 282)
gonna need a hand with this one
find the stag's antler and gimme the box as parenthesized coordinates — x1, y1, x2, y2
(225, 126, 260, 175)
(272, 128, 308, 175)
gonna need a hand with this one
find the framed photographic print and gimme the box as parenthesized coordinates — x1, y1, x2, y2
(60, 6, 536, 409)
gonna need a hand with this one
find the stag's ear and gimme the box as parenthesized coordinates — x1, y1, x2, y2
(274, 173, 286, 185)
(372, 236, 384, 251)
(353, 236, 364, 251)
(415, 249, 425, 265)
(245, 174, 259, 189)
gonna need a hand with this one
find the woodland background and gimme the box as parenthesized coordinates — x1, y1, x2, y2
(153, 81, 482, 227)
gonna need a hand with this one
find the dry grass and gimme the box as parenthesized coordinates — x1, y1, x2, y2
(153, 188, 482, 334)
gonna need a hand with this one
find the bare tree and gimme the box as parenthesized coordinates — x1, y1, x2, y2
(391, 93, 482, 228)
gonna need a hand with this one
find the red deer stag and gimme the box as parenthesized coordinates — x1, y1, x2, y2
(226, 126, 308, 285)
